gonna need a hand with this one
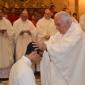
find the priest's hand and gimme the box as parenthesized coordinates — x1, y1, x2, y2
(37, 40, 47, 51)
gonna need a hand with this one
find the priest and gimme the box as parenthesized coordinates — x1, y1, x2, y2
(0, 10, 14, 79)
(37, 11, 85, 85)
(13, 9, 37, 61)
(36, 8, 57, 41)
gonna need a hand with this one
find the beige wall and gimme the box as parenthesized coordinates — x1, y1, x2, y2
(68, 0, 75, 13)
(79, 0, 85, 15)
(66, 0, 85, 16)
(51, 0, 68, 11)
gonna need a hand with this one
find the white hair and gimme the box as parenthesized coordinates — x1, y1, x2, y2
(54, 11, 72, 22)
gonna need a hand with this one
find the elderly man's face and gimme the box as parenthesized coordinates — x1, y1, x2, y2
(54, 16, 68, 34)
(44, 10, 52, 19)
(21, 13, 28, 21)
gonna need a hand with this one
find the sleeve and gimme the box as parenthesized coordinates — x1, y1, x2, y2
(45, 28, 82, 56)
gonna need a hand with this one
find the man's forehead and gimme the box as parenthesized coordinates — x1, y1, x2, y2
(21, 9, 28, 15)
(45, 9, 51, 13)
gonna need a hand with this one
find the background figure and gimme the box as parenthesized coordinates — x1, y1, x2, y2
(0, 10, 14, 79)
(31, 14, 38, 27)
(49, 5, 57, 18)
(36, 8, 57, 41)
(13, 9, 37, 61)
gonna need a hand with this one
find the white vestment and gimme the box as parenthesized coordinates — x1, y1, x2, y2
(40, 21, 85, 85)
(36, 17, 57, 40)
(80, 14, 85, 31)
(0, 18, 14, 78)
(9, 56, 36, 85)
(13, 18, 37, 60)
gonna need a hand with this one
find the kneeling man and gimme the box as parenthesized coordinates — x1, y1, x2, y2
(9, 42, 43, 85)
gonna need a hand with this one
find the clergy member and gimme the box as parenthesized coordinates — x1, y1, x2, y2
(0, 10, 14, 79)
(36, 8, 57, 41)
(9, 42, 43, 85)
(13, 9, 37, 61)
(37, 11, 85, 85)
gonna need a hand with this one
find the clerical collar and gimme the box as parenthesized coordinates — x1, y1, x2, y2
(23, 56, 32, 66)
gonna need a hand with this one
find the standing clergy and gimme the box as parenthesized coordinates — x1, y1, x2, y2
(36, 8, 57, 41)
(13, 9, 37, 61)
(37, 11, 85, 85)
(0, 10, 14, 79)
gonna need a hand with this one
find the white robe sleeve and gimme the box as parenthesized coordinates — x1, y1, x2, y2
(46, 28, 82, 56)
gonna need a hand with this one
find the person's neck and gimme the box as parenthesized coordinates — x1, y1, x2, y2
(21, 18, 27, 22)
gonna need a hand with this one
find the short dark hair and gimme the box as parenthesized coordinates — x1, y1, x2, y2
(25, 42, 43, 56)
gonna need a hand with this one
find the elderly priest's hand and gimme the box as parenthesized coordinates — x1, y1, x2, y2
(37, 40, 47, 51)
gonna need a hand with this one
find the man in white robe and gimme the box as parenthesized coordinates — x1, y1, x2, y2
(0, 10, 14, 79)
(9, 42, 43, 85)
(37, 11, 85, 85)
(80, 14, 85, 31)
(13, 9, 37, 61)
(36, 8, 57, 41)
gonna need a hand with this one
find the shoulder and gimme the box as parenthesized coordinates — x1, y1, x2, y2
(13, 18, 20, 25)
(3, 18, 12, 25)
(27, 19, 34, 25)
(11, 59, 32, 75)
(37, 17, 44, 24)
(26, 20, 36, 29)
(9, 59, 35, 85)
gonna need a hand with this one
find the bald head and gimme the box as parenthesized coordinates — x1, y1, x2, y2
(20, 9, 29, 21)
(44, 9, 52, 19)
(54, 11, 72, 34)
